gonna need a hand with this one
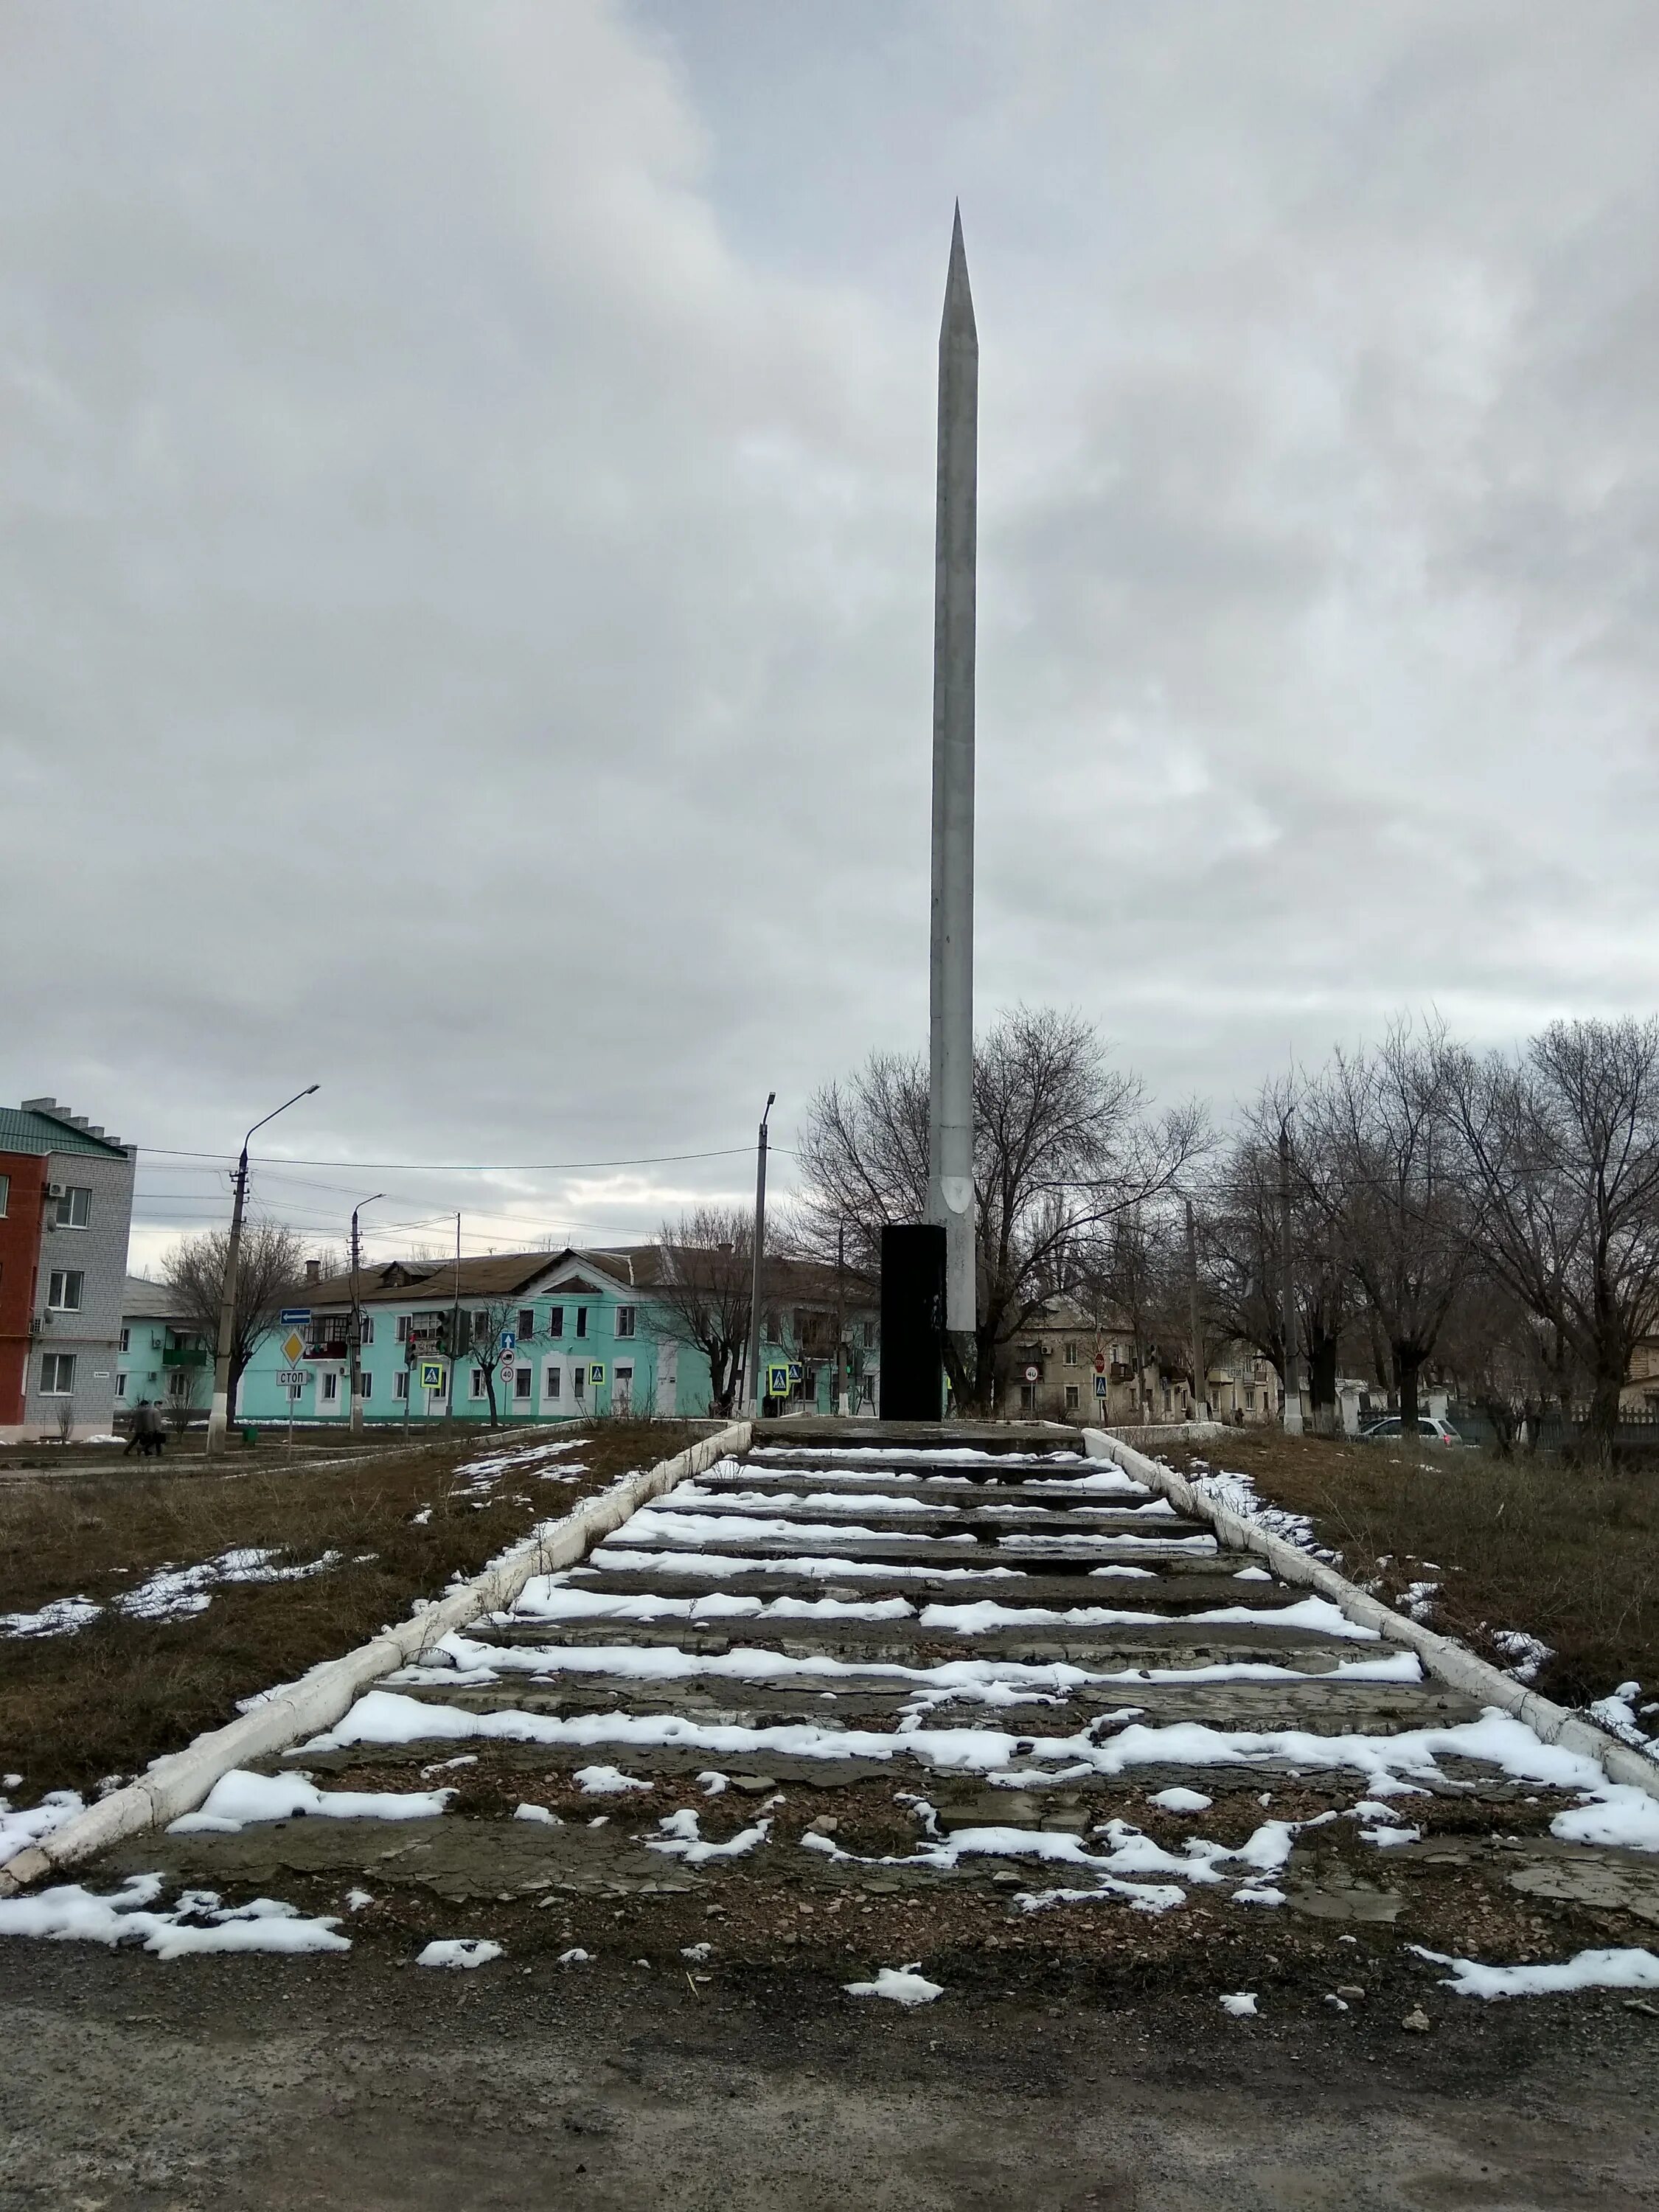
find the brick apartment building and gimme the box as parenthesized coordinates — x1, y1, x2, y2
(0, 1099, 136, 1441)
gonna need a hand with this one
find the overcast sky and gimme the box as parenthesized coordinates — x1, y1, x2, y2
(4, 1, 1656, 1272)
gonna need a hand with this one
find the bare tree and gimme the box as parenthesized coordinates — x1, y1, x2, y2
(163, 1220, 307, 1424)
(1200, 1087, 1348, 1417)
(450, 1296, 544, 1427)
(795, 1006, 1207, 1411)
(1443, 1018, 1659, 1453)
(651, 1207, 754, 1418)
(1296, 1023, 1473, 1436)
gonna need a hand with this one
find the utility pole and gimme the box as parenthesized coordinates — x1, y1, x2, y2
(745, 1093, 776, 1420)
(834, 1217, 849, 1419)
(1279, 1121, 1304, 1436)
(1185, 1197, 1206, 1423)
(206, 1083, 319, 1456)
(348, 1192, 384, 1434)
(446, 1212, 461, 1425)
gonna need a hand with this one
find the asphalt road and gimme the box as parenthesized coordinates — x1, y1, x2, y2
(3, 1943, 1656, 2211)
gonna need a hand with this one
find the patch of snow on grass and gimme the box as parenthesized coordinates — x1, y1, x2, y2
(1489, 1629, 1552, 1683)
(1411, 1943, 1659, 2000)
(512, 1804, 562, 1825)
(416, 1938, 503, 1970)
(557, 1947, 590, 1964)
(1149, 1788, 1213, 1813)
(1219, 1992, 1258, 2016)
(844, 1964, 943, 2005)
(1589, 1683, 1658, 1763)
(1, 1596, 102, 1639)
(1186, 1465, 1325, 1554)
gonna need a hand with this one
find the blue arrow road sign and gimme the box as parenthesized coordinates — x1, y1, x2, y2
(499, 1329, 517, 1351)
(279, 1307, 311, 1326)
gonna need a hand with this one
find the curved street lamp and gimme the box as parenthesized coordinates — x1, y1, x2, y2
(205, 1084, 320, 1455)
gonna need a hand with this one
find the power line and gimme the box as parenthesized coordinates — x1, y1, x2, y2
(133, 1144, 765, 1172)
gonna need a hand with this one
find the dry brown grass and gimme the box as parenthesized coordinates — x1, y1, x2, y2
(0, 1420, 692, 1800)
(1160, 1428, 1659, 1711)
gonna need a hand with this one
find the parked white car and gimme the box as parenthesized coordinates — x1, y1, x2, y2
(1359, 1414, 1466, 1445)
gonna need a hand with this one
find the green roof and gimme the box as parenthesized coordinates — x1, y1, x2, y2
(0, 1106, 131, 1160)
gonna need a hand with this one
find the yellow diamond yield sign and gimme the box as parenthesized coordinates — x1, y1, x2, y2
(282, 1332, 305, 1366)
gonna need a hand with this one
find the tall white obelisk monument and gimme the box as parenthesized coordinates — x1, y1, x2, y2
(928, 207, 978, 1336)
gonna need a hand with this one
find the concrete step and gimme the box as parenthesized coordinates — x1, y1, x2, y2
(651, 1496, 1195, 1540)
(378, 1671, 1477, 1736)
(485, 1612, 1402, 1660)
(545, 1557, 1272, 1604)
(610, 1531, 1216, 1568)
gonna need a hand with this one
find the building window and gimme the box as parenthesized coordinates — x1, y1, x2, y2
(46, 1270, 84, 1312)
(1018, 1382, 1034, 1413)
(518, 1307, 535, 1340)
(41, 1352, 77, 1394)
(359, 1317, 375, 1346)
(548, 1306, 563, 1338)
(396, 1315, 408, 1343)
(320, 1371, 339, 1403)
(861, 1319, 875, 1350)
(575, 1307, 588, 1338)
(358, 1372, 372, 1400)
(114, 1373, 128, 1401)
(394, 1369, 409, 1401)
(615, 1362, 633, 1410)
(0, 1172, 8, 1216)
(1063, 1340, 1079, 1368)
(55, 1186, 91, 1228)
(119, 1326, 130, 1352)
(615, 1305, 636, 1339)
(1065, 1383, 1081, 1412)
(472, 1310, 489, 1344)
(470, 1368, 487, 1399)
(515, 1366, 532, 1400)
(571, 1364, 587, 1397)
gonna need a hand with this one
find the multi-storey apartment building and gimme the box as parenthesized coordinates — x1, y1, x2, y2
(0, 1099, 136, 1441)
(235, 1243, 879, 1425)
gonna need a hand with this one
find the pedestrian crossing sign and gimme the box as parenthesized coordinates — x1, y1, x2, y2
(419, 1360, 446, 1392)
(589, 1363, 606, 1385)
(767, 1363, 790, 1397)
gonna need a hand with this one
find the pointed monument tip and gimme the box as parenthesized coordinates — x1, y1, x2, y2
(942, 203, 975, 338)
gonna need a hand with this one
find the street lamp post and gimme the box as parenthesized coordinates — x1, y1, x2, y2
(745, 1093, 776, 1420)
(349, 1193, 386, 1434)
(205, 1084, 319, 1456)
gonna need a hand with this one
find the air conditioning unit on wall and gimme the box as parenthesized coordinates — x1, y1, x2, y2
(46, 1182, 66, 1199)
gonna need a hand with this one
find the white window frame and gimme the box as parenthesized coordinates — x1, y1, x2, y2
(321, 1370, 341, 1404)
(55, 1186, 91, 1228)
(360, 1317, 375, 1346)
(615, 1305, 636, 1339)
(394, 1369, 408, 1401)
(1064, 1383, 1080, 1412)
(46, 1269, 84, 1312)
(470, 1368, 487, 1399)
(0, 1172, 8, 1217)
(514, 1365, 532, 1401)
(119, 1326, 130, 1352)
(359, 1371, 373, 1401)
(544, 1364, 561, 1402)
(41, 1352, 77, 1394)
(614, 1361, 634, 1411)
(114, 1372, 128, 1401)
(1063, 1340, 1079, 1368)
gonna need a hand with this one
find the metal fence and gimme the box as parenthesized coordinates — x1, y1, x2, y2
(1445, 1401, 1659, 1458)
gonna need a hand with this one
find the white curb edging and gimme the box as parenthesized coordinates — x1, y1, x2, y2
(0, 1422, 751, 1896)
(1082, 1425, 1659, 1805)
